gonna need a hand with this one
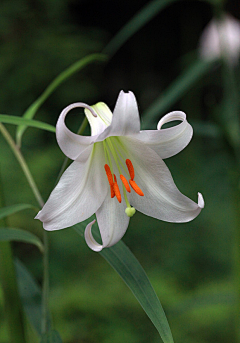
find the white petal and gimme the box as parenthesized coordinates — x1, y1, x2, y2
(133, 111, 193, 159)
(84, 192, 130, 252)
(121, 137, 203, 223)
(84, 220, 103, 252)
(84, 102, 112, 136)
(98, 91, 140, 140)
(97, 193, 130, 246)
(35, 142, 108, 230)
(56, 103, 98, 160)
(199, 14, 240, 65)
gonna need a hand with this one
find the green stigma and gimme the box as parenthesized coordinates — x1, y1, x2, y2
(125, 207, 136, 217)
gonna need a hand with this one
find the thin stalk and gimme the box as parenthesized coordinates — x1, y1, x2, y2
(0, 123, 50, 335)
(0, 123, 44, 207)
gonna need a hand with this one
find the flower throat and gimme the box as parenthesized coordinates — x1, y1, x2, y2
(103, 137, 144, 218)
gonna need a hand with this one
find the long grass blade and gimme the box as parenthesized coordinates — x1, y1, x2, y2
(74, 223, 174, 343)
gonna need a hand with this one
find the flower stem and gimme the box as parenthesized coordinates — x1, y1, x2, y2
(0, 123, 50, 335)
(0, 123, 44, 208)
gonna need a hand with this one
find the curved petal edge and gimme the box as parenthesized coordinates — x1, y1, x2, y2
(84, 220, 104, 252)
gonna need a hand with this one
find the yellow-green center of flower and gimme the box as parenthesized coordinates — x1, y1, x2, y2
(103, 137, 144, 217)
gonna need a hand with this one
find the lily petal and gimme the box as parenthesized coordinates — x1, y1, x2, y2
(98, 91, 140, 140)
(134, 111, 193, 159)
(84, 189, 130, 252)
(84, 220, 103, 252)
(56, 102, 98, 160)
(35, 143, 108, 230)
(84, 102, 112, 136)
(122, 137, 204, 223)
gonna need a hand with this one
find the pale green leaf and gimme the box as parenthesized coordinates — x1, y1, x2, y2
(0, 228, 43, 252)
(16, 53, 107, 145)
(74, 222, 174, 343)
(0, 115, 55, 133)
(0, 204, 35, 220)
(15, 259, 43, 335)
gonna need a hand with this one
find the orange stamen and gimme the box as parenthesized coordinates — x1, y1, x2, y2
(104, 164, 113, 186)
(110, 185, 115, 198)
(104, 164, 115, 198)
(120, 175, 131, 192)
(129, 180, 144, 196)
(113, 176, 122, 203)
(126, 159, 135, 180)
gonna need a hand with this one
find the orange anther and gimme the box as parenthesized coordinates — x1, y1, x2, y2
(129, 180, 144, 196)
(126, 159, 135, 180)
(120, 175, 131, 193)
(113, 182, 122, 203)
(114, 174, 117, 183)
(104, 164, 113, 186)
(110, 185, 115, 198)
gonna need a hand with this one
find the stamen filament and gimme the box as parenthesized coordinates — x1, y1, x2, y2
(106, 138, 121, 174)
(103, 141, 113, 174)
(111, 138, 129, 175)
(129, 180, 144, 196)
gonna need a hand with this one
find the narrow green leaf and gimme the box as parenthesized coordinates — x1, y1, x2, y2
(0, 228, 43, 252)
(142, 59, 216, 129)
(74, 223, 174, 343)
(103, 0, 179, 56)
(0, 115, 55, 133)
(0, 203, 35, 220)
(15, 259, 43, 336)
(16, 53, 107, 145)
(40, 330, 62, 343)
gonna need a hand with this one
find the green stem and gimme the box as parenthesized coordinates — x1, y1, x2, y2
(0, 123, 44, 207)
(0, 123, 50, 335)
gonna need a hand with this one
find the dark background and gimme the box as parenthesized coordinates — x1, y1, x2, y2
(0, 0, 239, 342)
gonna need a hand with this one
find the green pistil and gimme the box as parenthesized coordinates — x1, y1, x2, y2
(123, 186, 131, 207)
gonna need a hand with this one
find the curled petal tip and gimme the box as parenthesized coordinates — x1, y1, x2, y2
(157, 111, 186, 130)
(84, 219, 103, 252)
(198, 192, 204, 209)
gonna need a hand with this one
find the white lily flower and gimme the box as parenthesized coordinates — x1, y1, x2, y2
(35, 91, 204, 252)
(199, 14, 240, 65)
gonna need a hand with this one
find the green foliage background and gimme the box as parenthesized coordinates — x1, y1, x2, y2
(0, 0, 239, 342)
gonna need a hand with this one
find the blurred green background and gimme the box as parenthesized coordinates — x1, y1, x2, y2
(0, 0, 240, 342)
